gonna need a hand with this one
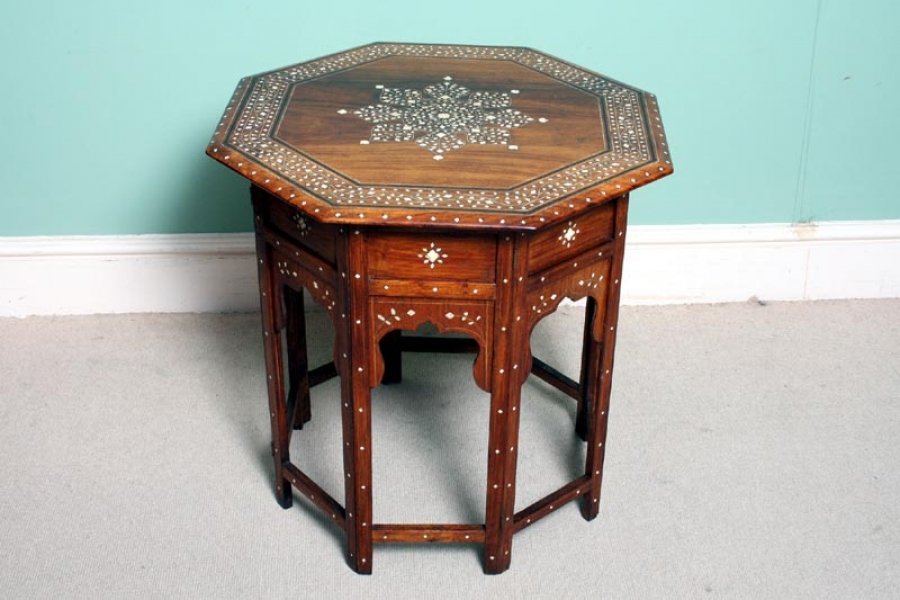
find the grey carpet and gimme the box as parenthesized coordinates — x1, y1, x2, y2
(0, 300, 898, 598)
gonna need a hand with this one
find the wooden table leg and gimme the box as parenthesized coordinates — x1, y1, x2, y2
(582, 196, 628, 520)
(575, 297, 598, 441)
(339, 363, 373, 573)
(483, 368, 525, 574)
(379, 329, 402, 385)
(254, 233, 292, 509)
(483, 235, 528, 574)
(339, 228, 374, 574)
(285, 286, 312, 429)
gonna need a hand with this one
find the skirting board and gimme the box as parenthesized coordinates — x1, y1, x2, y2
(1, 220, 898, 317)
(0, 234, 258, 317)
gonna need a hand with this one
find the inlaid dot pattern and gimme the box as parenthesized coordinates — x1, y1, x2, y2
(211, 43, 672, 225)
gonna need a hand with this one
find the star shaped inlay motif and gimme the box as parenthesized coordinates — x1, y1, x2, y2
(558, 221, 580, 248)
(292, 213, 311, 236)
(347, 76, 546, 160)
(417, 242, 448, 268)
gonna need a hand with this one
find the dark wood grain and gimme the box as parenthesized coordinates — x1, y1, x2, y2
(285, 286, 311, 429)
(252, 202, 292, 510)
(339, 227, 375, 574)
(582, 195, 629, 520)
(261, 195, 337, 265)
(531, 356, 581, 400)
(369, 278, 495, 300)
(527, 202, 615, 274)
(379, 330, 403, 384)
(482, 233, 530, 574)
(575, 296, 598, 440)
(308, 362, 338, 387)
(366, 232, 496, 282)
(372, 524, 484, 544)
(282, 462, 347, 528)
(513, 475, 592, 533)
(275, 57, 606, 189)
(367, 297, 492, 391)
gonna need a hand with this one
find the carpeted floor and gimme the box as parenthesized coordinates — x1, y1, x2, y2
(1, 300, 898, 598)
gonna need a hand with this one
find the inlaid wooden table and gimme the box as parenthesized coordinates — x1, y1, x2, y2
(207, 42, 672, 574)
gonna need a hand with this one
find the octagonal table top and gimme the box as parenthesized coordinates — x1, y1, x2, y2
(207, 42, 673, 230)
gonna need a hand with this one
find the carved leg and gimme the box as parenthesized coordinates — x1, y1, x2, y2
(380, 329, 402, 385)
(582, 196, 628, 520)
(254, 234, 292, 509)
(575, 297, 598, 441)
(483, 235, 528, 574)
(285, 286, 312, 429)
(338, 359, 373, 573)
(483, 361, 525, 574)
(580, 325, 605, 521)
(338, 229, 374, 574)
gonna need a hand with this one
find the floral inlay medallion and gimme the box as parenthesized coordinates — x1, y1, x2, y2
(418, 242, 448, 269)
(558, 222, 580, 248)
(347, 76, 546, 160)
(292, 213, 311, 236)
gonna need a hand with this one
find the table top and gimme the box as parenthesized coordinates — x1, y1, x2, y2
(207, 43, 673, 230)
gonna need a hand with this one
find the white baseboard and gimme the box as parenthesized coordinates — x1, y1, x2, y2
(1, 220, 898, 317)
(621, 220, 900, 304)
(0, 234, 260, 317)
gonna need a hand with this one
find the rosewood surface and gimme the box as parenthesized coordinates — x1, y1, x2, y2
(207, 42, 672, 230)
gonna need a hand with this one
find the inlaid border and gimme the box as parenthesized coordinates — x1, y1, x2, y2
(207, 43, 673, 229)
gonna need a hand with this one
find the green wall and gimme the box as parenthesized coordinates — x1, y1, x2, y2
(1, 0, 897, 236)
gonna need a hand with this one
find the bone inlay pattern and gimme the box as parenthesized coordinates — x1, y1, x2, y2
(527, 257, 612, 342)
(273, 253, 337, 313)
(368, 297, 493, 391)
(371, 300, 489, 339)
(214, 43, 670, 215)
(559, 221, 580, 248)
(348, 77, 540, 159)
(418, 242, 448, 269)
(375, 307, 418, 326)
(291, 214, 311, 236)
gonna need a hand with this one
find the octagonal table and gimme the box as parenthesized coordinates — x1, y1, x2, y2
(207, 42, 673, 574)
